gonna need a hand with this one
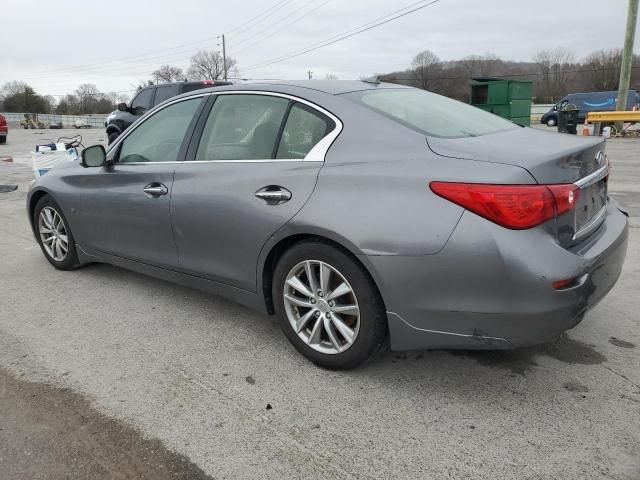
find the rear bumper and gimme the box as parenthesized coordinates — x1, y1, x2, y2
(364, 200, 629, 351)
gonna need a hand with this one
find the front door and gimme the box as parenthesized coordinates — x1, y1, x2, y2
(171, 93, 338, 292)
(69, 96, 204, 268)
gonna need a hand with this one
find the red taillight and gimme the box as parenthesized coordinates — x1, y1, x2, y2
(429, 182, 580, 230)
(201, 80, 215, 85)
(552, 278, 575, 290)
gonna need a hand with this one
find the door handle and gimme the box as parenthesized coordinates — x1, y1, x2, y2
(255, 186, 292, 204)
(143, 183, 168, 196)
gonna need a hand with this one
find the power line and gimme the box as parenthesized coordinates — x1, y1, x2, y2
(232, 0, 318, 49)
(226, 0, 295, 39)
(4, 3, 295, 79)
(8, 2, 320, 82)
(233, 0, 331, 55)
(241, 0, 443, 73)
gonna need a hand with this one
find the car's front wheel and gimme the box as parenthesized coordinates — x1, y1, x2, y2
(273, 240, 387, 369)
(546, 117, 557, 127)
(34, 195, 78, 270)
(107, 131, 120, 145)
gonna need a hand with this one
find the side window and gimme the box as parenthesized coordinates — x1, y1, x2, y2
(195, 94, 289, 160)
(153, 85, 180, 106)
(131, 88, 154, 111)
(118, 98, 202, 164)
(276, 103, 332, 159)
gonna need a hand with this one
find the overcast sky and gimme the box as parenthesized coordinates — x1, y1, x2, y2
(1, 0, 637, 98)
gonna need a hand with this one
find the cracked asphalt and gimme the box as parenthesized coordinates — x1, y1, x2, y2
(0, 128, 639, 479)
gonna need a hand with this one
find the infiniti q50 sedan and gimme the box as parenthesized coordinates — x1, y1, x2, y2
(27, 80, 628, 369)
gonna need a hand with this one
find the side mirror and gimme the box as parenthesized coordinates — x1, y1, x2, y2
(81, 145, 107, 168)
(117, 102, 128, 112)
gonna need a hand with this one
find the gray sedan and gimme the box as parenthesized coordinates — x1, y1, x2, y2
(27, 81, 629, 369)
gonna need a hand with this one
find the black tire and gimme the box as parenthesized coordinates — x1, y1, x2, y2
(33, 195, 79, 270)
(273, 239, 387, 370)
(546, 117, 557, 127)
(107, 131, 120, 145)
(0, 136, 5, 144)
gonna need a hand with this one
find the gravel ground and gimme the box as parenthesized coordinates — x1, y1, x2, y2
(0, 127, 639, 479)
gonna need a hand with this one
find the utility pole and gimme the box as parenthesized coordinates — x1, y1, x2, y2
(616, 0, 638, 130)
(307, 70, 313, 80)
(222, 34, 228, 81)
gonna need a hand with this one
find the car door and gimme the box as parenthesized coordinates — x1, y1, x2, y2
(171, 92, 340, 292)
(70, 96, 205, 268)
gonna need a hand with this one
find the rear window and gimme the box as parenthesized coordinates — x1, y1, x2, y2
(343, 88, 518, 138)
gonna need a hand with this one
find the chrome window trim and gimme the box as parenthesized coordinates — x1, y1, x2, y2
(107, 90, 343, 165)
(575, 165, 609, 188)
(119, 159, 307, 166)
(106, 93, 210, 158)
(194, 90, 342, 163)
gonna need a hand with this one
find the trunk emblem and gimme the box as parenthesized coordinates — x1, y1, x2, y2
(595, 151, 604, 166)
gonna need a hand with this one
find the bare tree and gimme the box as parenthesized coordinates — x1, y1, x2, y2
(151, 64, 185, 83)
(187, 50, 237, 80)
(411, 50, 441, 90)
(457, 54, 504, 78)
(0, 80, 29, 99)
(325, 73, 339, 80)
(533, 48, 576, 102)
(75, 84, 100, 114)
(582, 49, 623, 91)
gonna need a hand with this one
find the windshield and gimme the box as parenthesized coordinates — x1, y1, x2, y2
(343, 88, 518, 138)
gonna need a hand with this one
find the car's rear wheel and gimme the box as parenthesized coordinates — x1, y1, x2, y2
(273, 240, 387, 369)
(0, 136, 6, 144)
(34, 196, 78, 270)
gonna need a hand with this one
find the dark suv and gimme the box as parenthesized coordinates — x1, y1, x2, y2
(105, 80, 232, 144)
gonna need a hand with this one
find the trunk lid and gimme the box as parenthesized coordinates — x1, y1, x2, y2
(427, 127, 608, 245)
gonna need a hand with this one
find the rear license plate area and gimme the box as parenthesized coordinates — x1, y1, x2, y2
(575, 178, 607, 231)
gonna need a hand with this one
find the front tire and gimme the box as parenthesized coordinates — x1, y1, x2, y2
(273, 240, 387, 370)
(33, 195, 78, 270)
(546, 117, 557, 127)
(107, 131, 120, 145)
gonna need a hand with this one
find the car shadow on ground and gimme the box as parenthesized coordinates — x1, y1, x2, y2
(72, 262, 617, 385)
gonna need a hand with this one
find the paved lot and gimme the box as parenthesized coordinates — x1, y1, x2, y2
(0, 128, 639, 479)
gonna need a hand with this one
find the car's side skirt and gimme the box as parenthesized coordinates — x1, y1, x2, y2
(76, 245, 267, 314)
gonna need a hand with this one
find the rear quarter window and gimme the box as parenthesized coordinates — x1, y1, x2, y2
(343, 88, 518, 138)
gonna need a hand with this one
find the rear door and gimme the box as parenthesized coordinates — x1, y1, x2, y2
(171, 92, 340, 292)
(153, 84, 181, 107)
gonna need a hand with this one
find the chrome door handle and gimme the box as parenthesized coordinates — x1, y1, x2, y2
(143, 183, 168, 196)
(255, 186, 292, 204)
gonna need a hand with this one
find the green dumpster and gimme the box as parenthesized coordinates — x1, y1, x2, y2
(470, 78, 533, 126)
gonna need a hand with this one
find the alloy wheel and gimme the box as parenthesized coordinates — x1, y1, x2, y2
(38, 206, 69, 262)
(283, 260, 360, 354)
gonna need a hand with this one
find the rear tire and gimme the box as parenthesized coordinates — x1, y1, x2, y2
(33, 195, 79, 270)
(0, 136, 5, 144)
(273, 240, 387, 370)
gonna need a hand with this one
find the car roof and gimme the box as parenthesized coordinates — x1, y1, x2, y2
(198, 80, 411, 96)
